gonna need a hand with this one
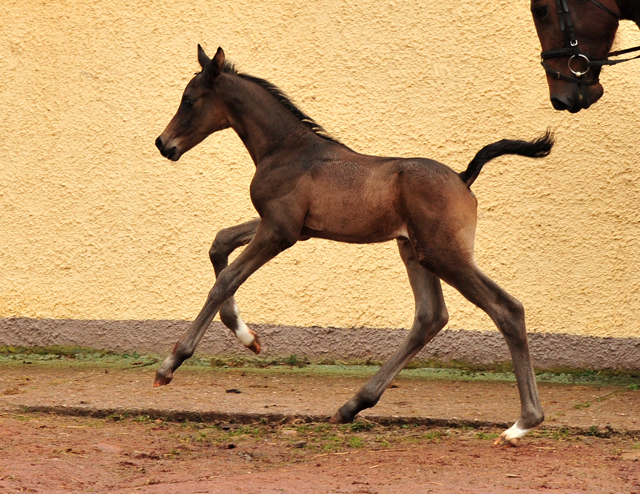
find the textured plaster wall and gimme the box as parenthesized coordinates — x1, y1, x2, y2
(0, 0, 639, 338)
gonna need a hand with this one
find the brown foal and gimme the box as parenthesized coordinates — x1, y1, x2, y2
(155, 45, 554, 446)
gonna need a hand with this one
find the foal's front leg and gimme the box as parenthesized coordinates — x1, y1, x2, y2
(154, 223, 291, 386)
(209, 218, 261, 353)
(331, 238, 449, 423)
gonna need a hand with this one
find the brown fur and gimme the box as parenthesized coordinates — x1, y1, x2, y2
(154, 46, 554, 445)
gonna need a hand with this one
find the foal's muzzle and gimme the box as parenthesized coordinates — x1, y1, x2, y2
(155, 136, 181, 161)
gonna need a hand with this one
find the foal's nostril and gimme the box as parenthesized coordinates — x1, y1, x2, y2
(155, 136, 164, 152)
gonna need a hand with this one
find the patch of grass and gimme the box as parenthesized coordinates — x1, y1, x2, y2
(319, 434, 344, 453)
(3, 346, 640, 389)
(204, 355, 640, 388)
(0, 345, 109, 357)
(165, 448, 181, 458)
(132, 415, 151, 423)
(476, 431, 500, 440)
(194, 432, 210, 443)
(296, 423, 332, 435)
(339, 421, 377, 433)
(0, 345, 159, 368)
(404, 358, 514, 373)
(348, 437, 364, 448)
(221, 425, 263, 439)
(209, 357, 247, 368)
(423, 430, 448, 441)
(552, 427, 571, 440)
(402, 434, 427, 444)
(398, 423, 424, 430)
(285, 354, 307, 367)
(535, 367, 640, 387)
(573, 402, 591, 410)
(534, 427, 571, 441)
(389, 427, 450, 444)
(209, 355, 310, 369)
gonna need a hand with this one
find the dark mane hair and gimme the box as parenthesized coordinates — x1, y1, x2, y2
(221, 62, 342, 144)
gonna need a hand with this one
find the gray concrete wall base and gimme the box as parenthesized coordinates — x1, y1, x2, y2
(1, 318, 639, 370)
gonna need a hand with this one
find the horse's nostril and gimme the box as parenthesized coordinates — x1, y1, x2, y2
(550, 97, 569, 111)
(155, 136, 164, 151)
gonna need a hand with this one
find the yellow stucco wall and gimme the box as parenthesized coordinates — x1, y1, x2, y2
(1, 0, 639, 338)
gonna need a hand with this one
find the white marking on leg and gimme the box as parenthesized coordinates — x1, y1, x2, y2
(230, 302, 255, 347)
(235, 318, 255, 346)
(502, 422, 531, 442)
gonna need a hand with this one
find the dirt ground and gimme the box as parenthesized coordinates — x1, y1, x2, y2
(1, 359, 640, 493)
(1, 412, 640, 494)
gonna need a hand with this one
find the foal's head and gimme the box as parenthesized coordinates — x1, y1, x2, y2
(156, 46, 230, 161)
(531, 0, 619, 112)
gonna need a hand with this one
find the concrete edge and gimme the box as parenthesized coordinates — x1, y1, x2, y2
(1, 317, 640, 370)
(6, 404, 640, 440)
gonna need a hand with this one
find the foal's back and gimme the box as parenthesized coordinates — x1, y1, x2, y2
(298, 141, 475, 245)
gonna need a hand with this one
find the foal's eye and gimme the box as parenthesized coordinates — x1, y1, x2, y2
(533, 5, 549, 19)
(182, 99, 195, 110)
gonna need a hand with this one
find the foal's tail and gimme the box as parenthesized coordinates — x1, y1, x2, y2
(459, 130, 555, 188)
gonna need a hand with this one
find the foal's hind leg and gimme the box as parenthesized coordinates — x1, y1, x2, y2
(330, 238, 449, 424)
(208, 218, 261, 353)
(434, 261, 543, 446)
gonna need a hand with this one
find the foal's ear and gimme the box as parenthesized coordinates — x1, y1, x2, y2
(201, 46, 226, 86)
(197, 44, 211, 69)
(211, 47, 226, 74)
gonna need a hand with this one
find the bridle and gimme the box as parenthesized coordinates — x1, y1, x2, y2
(540, 0, 640, 85)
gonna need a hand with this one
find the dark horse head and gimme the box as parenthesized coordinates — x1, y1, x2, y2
(155, 46, 231, 161)
(531, 0, 622, 112)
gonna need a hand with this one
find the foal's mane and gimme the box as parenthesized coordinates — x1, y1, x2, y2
(220, 62, 342, 144)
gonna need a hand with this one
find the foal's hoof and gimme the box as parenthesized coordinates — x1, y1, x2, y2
(153, 370, 174, 387)
(493, 433, 519, 448)
(329, 410, 354, 424)
(246, 330, 261, 355)
(493, 422, 532, 447)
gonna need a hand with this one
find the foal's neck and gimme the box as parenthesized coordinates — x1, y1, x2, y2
(617, 0, 640, 25)
(219, 74, 316, 165)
